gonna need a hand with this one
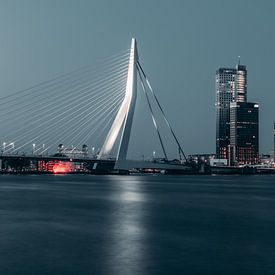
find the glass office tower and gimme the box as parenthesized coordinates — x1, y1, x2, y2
(230, 102, 259, 165)
(215, 64, 247, 160)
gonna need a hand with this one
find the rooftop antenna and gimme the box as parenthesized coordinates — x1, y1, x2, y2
(238, 55, 241, 66)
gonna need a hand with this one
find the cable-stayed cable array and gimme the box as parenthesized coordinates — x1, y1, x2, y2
(137, 61, 187, 162)
(0, 50, 130, 155)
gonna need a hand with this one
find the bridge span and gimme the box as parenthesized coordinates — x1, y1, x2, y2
(0, 38, 196, 174)
(0, 153, 197, 174)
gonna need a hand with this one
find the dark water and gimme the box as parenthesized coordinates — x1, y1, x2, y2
(1, 174, 275, 275)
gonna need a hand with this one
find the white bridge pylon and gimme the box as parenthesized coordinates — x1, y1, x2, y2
(98, 38, 138, 168)
(98, 38, 189, 171)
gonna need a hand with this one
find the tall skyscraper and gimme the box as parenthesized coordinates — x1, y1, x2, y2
(215, 63, 247, 160)
(230, 102, 259, 165)
(235, 64, 247, 102)
(215, 61, 259, 165)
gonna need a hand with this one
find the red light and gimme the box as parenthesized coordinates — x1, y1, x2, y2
(52, 162, 71, 174)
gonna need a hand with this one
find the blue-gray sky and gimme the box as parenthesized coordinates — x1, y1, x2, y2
(0, 0, 274, 158)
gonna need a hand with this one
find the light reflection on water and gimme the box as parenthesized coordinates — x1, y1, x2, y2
(0, 174, 275, 275)
(104, 177, 148, 275)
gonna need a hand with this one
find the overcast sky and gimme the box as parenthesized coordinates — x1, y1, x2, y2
(0, 0, 274, 158)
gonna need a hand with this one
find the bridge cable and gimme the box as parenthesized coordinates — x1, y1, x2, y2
(0, 70, 128, 130)
(28, 93, 125, 155)
(0, 55, 129, 113)
(9, 86, 126, 152)
(0, 49, 130, 102)
(10, 92, 124, 153)
(2, 76, 127, 142)
(0, 55, 128, 145)
(2, 78, 126, 151)
(137, 61, 187, 162)
(137, 66, 168, 161)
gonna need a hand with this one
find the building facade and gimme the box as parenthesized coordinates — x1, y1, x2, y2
(215, 64, 247, 160)
(215, 68, 235, 160)
(230, 102, 259, 165)
(235, 65, 247, 102)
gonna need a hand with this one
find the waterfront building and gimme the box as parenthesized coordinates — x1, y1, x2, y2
(215, 63, 247, 160)
(229, 102, 259, 165)
(259, 154, 273, 166)
(188, 153, 216, 165)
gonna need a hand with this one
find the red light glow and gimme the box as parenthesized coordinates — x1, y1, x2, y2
(52, 162, 71, 174)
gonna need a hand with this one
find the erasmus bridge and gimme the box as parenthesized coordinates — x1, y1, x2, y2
(0, 39, 194, 173)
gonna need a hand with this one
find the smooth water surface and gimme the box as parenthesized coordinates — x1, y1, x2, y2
(0, 174, 275, 275)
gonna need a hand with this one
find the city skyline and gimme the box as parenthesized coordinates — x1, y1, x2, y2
(0, 0, 274, 157)
(1, 3, 275, 275)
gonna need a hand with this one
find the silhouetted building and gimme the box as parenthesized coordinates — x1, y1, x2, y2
(215, 63, 247, 160)
(230, 102, 259, 165)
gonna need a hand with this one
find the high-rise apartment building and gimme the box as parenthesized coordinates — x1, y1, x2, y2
(230, 102, 259, 165)
(215, 64, 247, 160)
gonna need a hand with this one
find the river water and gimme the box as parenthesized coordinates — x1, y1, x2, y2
(0, 174, 275, 275)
